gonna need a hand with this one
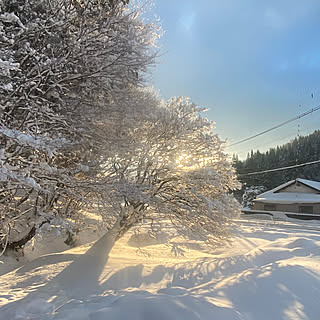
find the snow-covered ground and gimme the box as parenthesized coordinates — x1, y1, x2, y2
(1, 217, 320, 320)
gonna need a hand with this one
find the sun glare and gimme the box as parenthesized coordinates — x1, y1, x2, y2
(176, 154, 192, 168)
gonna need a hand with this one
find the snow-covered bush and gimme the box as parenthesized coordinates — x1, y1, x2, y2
(242, 185, 266, 208)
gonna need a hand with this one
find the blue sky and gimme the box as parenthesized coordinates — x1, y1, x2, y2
(149, 0, 320, 158)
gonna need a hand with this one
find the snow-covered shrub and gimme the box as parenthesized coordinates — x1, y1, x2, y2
(242, 185, 266, 208)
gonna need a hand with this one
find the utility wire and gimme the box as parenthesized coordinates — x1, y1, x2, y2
(227, 105, 320, 148)
(238, 159, 320, 177)
(235, 131, 297, 158)
(234, 121, 320, 158)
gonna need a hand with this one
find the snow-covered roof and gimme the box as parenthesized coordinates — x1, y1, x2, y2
(254, 192, 320, 204)
(254, 178, 320, 204)
(268, 178, 320, 193)
(297, 178, 320, 191)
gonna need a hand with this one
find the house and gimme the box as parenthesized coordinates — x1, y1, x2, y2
(242, 178, 320, 220)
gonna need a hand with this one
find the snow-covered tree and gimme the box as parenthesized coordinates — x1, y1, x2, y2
(0, 0, 240, 254)
(97, 90, 241, 246)
(0, 0, 159, 252)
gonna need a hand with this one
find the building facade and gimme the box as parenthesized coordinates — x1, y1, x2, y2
(252, 178, 320, 215)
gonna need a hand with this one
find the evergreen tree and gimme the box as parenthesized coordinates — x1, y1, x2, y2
(235, 130, 320, 190)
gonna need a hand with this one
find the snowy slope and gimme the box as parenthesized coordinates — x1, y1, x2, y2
(1, 219, 320, 320)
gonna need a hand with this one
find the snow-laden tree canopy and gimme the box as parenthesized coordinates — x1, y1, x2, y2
(96, 89, 241, 244)
(0, 0, 159, 251)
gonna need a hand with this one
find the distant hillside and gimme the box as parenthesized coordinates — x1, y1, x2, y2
(233, 130, 320, 189)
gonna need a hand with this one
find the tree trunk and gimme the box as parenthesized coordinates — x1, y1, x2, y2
(1, 220, 49, 255)
(5, 225, 36, 251)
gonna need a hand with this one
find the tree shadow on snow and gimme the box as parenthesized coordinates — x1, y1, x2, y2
(0, 230, 115, 316)
(99, 249, 320, 319)
(207, 262, 320, 320)
(15, 253, 81, 275)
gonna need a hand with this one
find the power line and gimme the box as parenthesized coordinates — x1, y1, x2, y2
(227, 105, 320, 148)
(235, 131, 297, 158)
(234, 120, 320, 158)
(238, 159, 320, 177)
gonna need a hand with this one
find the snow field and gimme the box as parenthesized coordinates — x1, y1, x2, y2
(1, 219, 320, 319)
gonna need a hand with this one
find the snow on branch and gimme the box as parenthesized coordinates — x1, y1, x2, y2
(0, 166, 41, 190)
(0, 127, 69, 156)
(0, 12, 25, 28)
(0, 58, 20, 76)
